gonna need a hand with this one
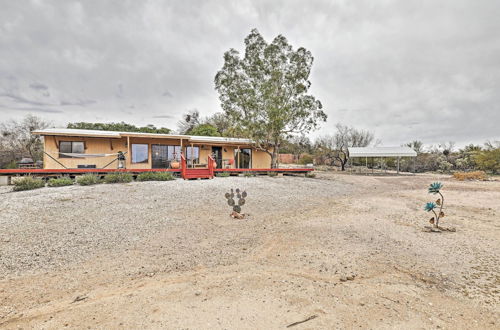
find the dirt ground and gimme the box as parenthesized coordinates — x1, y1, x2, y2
(0, 172, 499, 329)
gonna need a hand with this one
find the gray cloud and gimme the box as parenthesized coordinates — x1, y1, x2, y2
(0, 0, 499, 146)
(29, 82, 49, 90)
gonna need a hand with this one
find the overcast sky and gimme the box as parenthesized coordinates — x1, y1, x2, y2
(1, 0, 499, 147)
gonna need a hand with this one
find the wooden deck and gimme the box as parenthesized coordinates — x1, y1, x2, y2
(0, 167, 313, 179)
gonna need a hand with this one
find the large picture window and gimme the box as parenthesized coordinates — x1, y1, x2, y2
(59, 141, 85, 158)
(132, 144, 149, 163)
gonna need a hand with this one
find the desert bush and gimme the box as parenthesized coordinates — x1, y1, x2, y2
(136, 172, 175, 181)
(305, 172, 316, 178)
(298, 154, 314, 165)
(453, 171, 487, 181)
(103, 172, 133, 183)
(268, 171, 278, 177)
(76, 174, 100, 186)
(474, 148, 500, 174)
(243, 171, 255, 177)
(13, 176, 45, 191)
(47, 177, 74, 187)
(216, 172, 230, 177)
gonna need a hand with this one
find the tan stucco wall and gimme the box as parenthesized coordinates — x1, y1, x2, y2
(42, 136, 273, 169)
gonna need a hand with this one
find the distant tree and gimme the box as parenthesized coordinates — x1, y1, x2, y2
(67, 122, 171, 134)
(188, 124, 220, 137)
(281, 135, 312, 162)
(406, 140, 424, 154)
(215, 29, 326, 168)
(314, 124, 374, 170)
(0, 115, 49, 164)
(205, 112, 234, 137)
(176, 110, 201, 134)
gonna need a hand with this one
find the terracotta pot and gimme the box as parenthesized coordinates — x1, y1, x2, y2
(170, 161, 180, 169)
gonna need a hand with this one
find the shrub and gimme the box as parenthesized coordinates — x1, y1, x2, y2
(268, 171, 278, 177)
(76, 174, 100, 186)
(305, 172, 316, 178)
(136, 172, 175, 181)
(474, 148, 500, 174)
(47, 177, 74, 187)
(103, 172, 133, 183)
(298, 154, 314, 165)
(216, 172, 230, 177)
(13, 177, 45, 191)
(453, 171, 487, 181)
(243, 171, 255, 177)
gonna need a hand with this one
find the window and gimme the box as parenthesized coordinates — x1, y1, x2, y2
(132, 144, 149, 163)
(59, 141, 85, 158)
(185, 146, 200, 164)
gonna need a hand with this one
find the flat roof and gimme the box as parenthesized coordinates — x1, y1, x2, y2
(348, 146, 417, 157)
(32, 128, 253, 145)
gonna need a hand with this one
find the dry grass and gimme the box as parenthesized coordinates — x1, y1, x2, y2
(453, 171, 488, 181)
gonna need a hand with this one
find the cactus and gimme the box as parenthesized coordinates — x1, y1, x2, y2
(225, 188, 247, 214)
(424, 182, 445, 228)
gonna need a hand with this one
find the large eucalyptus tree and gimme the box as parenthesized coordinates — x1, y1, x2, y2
(215, 29, 326, 168)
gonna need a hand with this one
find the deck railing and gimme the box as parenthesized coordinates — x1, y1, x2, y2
(207, 155, 215, 178)
(180, 154, 187, 179)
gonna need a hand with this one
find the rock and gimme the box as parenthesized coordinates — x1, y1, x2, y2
(340, 276, 348, 282)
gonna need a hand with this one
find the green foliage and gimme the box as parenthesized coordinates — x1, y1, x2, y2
(474, 148, 500, 174)
(47, 177, 74, 187)
(136, 172, 175, 181)
(3, 160, 17, 169)
(216, 171, 230, 177)
(13, 177, 45, 191)
(305, 172, 316, 178)
(215, 29, 326, 168)
(103, 172, 133, 183)
(243, 171, 255, 177)
(76, 174, 100, 186)
(298, 154, 314, 165)
(67, 122, 171, 134)
(268, 171, 278, 177)
(188, 124, 220, 137)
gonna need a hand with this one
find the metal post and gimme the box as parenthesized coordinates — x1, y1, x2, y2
(365, 157, 368, 175)
(397, 156, 400, 174)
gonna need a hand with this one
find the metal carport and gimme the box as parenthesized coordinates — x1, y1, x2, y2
(348, 147, 417, 174)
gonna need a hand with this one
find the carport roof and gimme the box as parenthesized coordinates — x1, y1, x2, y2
(348, 147, 417, 157)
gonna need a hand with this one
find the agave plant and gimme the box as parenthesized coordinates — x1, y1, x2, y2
(424, 182, 445, 228)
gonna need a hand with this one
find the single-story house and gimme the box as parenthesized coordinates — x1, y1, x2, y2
(32, 128, 272, 171)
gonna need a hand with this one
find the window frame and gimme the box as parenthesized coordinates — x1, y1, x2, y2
(131, 143, 149, 164)
(185, 146, 200, 164)
(59, 141, 85, 158)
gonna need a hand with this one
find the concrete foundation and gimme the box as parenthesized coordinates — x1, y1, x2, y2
(0, 176, 11, 186)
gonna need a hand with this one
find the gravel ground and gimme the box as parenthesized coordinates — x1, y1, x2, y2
(0, 175, 353, 278)
(0, 173, 498, 329)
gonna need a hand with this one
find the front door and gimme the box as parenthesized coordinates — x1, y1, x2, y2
(212, 146, 222, 168)
(235, 148, 251, 169)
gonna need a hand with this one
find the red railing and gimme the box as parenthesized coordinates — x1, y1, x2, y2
(180, 154, 187, 179)
(207, 155, 215, 179)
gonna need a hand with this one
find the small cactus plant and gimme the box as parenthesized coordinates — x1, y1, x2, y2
(424, 182, 445, 228)
(225, 188, 247, 216)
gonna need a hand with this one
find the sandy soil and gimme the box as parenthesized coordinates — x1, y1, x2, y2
(0, 172, 499, 329)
